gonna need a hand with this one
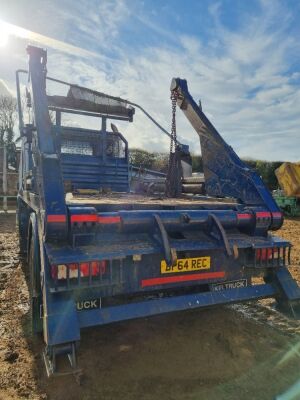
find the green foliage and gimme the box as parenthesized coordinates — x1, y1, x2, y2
(129, 148, 168, 172)
(129, 148, 156, 170)
(152, 152, 169, 173)
(129, 148, 283, 190)
(191, 154, 203, 172)
(244, 159, 283, 190)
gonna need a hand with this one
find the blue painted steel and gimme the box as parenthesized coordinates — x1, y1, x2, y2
(26, 46, 68, 240)
(62, 154, 129, 191)
(46, 296, 80, 346)
(58, 126, 130, 192)
(44, 233, 289, 266)
(77, 284, 277, 328)
(273, 268, 300, 301)
(170, 78, 281, 223)
(46, 231, 290, 266)
(66, 208, 282, 235)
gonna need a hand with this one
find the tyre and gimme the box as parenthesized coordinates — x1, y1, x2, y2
(28, 223, 43, 334)
(17, 200, 28, 256)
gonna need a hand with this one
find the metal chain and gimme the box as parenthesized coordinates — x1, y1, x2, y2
(170, 90, 178, 155)
(166, 90, 180, 197)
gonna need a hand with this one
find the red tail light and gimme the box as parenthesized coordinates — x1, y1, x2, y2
(51, 261, 107, 280)
(256, 248, 277, 261)
(79, 262, 89, 277)
(79, 261, 106, 277)
(51, 265, 58, 279)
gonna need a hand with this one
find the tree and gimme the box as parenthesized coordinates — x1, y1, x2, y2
(244, 159, 282, 190)
(152, 152, 169, 172)
(0, 96, 17, 143)
(191, 154, 203, 172)
(0, 95, 17, 168)
(129, 148, 156, 170)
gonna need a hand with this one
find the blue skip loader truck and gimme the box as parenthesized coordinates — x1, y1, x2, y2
(16, 46, 300, 376)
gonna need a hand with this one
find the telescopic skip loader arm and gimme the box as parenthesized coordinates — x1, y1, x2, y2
(170, 77, 300, 310)
(170, 78, 279, 211)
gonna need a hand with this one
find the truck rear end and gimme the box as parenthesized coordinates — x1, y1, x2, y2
(16, 46, 300, 376)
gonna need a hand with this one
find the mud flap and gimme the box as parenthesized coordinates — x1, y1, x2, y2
(46, 296, 80, 345)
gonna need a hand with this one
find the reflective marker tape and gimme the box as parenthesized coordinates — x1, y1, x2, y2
(71, 214, 98, 223)
(256, 212, 271, 218)
(47, 215, 66, 223)
(237, 213, 252, 220)
(141, 271, 225, 288)
(98, 216, 121, 224)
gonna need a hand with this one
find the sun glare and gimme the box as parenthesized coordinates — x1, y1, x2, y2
(0, 18, 98, 58)
(0, 21, 9, 47)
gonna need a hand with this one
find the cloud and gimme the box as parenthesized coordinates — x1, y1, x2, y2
(0, 18, 110, 61)
(44, 0, 130, 55)
(0, 79, 13, 96)
(1, 0, 299, 161)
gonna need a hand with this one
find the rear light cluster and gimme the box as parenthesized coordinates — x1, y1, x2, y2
(256, 248, 278, 261)
(51, 261, 107, 280)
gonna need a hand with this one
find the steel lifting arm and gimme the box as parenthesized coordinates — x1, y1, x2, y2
(170, 78, 280, 210)
(27, 46, 67, 240)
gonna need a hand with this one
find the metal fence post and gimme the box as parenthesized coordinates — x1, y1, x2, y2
(3, 145, 7, 212)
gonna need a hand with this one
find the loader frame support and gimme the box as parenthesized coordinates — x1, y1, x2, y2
(43, 342, 82, 378)
(170, 78, 281, 213)
(272, 267, 300, 318)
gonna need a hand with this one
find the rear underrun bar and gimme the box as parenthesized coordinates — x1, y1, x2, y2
(77, 284, 277, 328)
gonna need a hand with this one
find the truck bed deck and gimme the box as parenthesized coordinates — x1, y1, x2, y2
(66, 192, 238, 210)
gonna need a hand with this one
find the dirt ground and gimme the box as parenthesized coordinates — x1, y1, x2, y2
(276, 217, 300, 285)
(0, 214, 300, 400)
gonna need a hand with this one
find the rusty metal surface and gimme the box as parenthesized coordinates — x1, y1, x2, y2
(66, 192, 237, 206)
(47, 95, 132, 117)
(47, 85, 134, 119)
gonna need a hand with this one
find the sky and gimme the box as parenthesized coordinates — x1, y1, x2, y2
(0, 0, 299, 161)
